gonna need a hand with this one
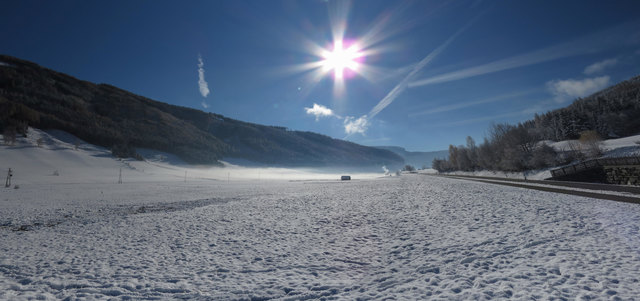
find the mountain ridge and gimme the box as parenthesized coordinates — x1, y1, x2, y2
(0, 55, 404, 168)
(373, 146, 448, 169)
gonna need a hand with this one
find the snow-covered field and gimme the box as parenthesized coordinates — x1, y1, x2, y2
(2, 129, 640, 299)
(3, 175, 640, 300)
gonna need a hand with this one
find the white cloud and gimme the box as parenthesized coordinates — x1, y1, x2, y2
(197, 54, 210, 98)
(201, 101, 209, 109)
(304, 103, 336, 121)
(344, 115, 369, 135)
(583, 58, 617, 75)
(547, 76, 610, 102)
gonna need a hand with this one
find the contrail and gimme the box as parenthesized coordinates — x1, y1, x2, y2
(409, 20, 640, 88)
(367, 23, 471, 119)
(408, 89, 536, 117)
(343, 16, 480, 138)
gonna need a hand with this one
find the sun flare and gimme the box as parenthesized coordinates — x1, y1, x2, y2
(320, 40, 363, 79)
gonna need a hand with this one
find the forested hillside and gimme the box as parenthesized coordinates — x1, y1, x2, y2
(433, 75, 640, 172)
(0, 55, 403, 167)
(528, 76, 640, 140)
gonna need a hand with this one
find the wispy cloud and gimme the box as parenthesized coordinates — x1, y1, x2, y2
(197, 54, 210, 98)
(409, 21, 639, 87)
(409, 90, 535, 117)
(201, 101, 209, 109)
(431, 105, 545, 127)
(583, 58, 617, 75)
(305, 103, 338, 121)
(344, 115, 369, 135)
(547, 76, 610, 103)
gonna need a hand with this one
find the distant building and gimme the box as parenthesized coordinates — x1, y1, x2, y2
(341, 175, 351, 181)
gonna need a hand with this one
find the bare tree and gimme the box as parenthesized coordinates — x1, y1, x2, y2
(579, 130, 603, 158)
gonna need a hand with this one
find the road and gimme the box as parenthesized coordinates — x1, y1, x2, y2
(436, 174, 640, 204)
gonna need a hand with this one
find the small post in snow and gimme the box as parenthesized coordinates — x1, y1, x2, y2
(5, 168, 12, 188)
(118, 168, 123, 184)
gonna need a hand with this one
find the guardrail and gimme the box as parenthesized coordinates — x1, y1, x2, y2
(550, 156, 640, 178)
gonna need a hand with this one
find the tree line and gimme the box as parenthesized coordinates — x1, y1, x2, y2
(433, 75, 640, 172)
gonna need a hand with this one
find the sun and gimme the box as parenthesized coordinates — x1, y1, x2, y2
(320, 40, 363, 79)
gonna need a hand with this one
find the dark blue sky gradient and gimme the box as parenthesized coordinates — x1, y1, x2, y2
(2, 0, 639, 151)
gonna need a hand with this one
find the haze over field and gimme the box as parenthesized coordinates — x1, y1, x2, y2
(0, 128, 386, 184)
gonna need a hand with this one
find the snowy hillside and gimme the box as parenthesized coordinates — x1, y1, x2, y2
(548, 134, 640, 158)
(0, 128, 383, 185)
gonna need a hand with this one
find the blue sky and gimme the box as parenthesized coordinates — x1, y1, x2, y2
(2, 0, 639, 151)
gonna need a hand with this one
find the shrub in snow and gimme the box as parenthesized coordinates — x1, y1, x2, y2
(402, 165, 416, 172)
(579, 130, 603, 159)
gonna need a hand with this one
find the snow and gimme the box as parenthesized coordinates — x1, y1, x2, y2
(445, 169, 553, 180)
(549, 134, 640, 158)
(0, 128, 383, 184)
(600, 135, 640, 158)
(1, 129, 640, 299)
